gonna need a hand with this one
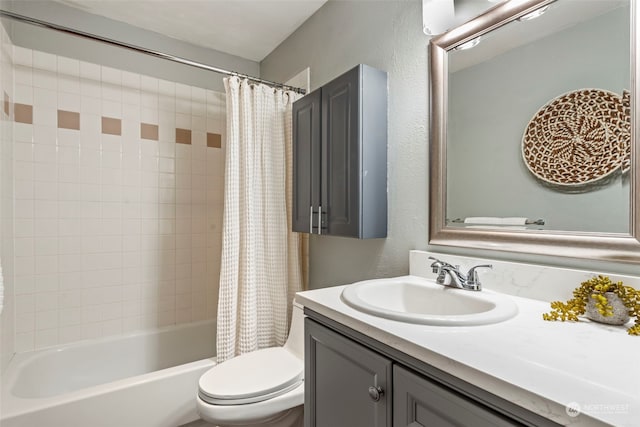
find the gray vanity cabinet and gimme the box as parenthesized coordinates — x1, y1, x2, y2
(304, 318, 392, 427)
(305, 312, 558, 427)
(292, 64, 387, 238)
(393, 365, 517, 427)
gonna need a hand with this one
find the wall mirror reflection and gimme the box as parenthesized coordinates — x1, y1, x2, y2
(429, 0, 640, 263)
(447, 0, 630, 233)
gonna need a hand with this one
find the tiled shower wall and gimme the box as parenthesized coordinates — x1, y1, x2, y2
(10, 45, 225, 352)
(1, 22, 16, 370)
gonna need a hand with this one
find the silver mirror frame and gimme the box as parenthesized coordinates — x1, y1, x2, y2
(429, 0, 640, 264)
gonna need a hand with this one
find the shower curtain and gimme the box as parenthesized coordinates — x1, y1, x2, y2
(217, 77, 304, 363)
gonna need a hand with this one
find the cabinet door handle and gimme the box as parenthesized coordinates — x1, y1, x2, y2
(368, 386, 384, 402)
(309, 205, 313, 234)
(318, 205, 322, 235)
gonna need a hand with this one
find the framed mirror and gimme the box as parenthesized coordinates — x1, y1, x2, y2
(429, 0, 640, 263)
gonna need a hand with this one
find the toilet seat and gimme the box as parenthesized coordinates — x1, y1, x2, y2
(199, 347, 303, 405)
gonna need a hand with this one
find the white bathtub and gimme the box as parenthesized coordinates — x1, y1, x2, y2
(0, 320, 216, 427)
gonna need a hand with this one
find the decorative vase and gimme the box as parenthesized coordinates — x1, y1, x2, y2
(586, 292, 630, 325)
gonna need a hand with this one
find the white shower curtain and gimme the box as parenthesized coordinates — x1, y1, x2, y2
(216, 77, 304, 363)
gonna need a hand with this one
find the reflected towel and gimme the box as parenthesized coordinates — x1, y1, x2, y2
(463, 217, 528, 225)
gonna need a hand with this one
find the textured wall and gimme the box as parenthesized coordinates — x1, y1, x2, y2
(261, 0, 431, 288)
(262, 0, 640, 287)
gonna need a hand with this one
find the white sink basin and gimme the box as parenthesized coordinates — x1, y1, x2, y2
(341, 275, 518, 326)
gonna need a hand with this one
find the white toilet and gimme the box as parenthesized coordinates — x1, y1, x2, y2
(196, 302, 305, 427)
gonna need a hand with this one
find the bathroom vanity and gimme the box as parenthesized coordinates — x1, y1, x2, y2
(296, 251, 640, 427)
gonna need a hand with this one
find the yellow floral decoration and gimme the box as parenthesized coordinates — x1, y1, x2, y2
(543, 275, 640, 335)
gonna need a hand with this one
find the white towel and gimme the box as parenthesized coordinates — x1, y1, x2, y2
(463, 217, 528, 225)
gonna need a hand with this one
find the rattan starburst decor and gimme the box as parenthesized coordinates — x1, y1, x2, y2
(522, 89, 631, 186)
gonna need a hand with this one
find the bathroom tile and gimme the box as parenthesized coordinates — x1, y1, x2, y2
(141, 123, 159, 141)
(34, 237, 58, 256)
(102, 83, 122, 102)
(175, 112, 191, 129)
(58, 254, 81, 274)
(122, 71, 140, 89)
(59, 325, 84, 344)
(14, 83, 33, 104)
(15, 294, 35, 315)
(175, 128, 191, 145)
(34, 163, 58, 183)
(14, 103, 33, 124)
(207, 132, 222, 148)
(57, 110, 80, 130)
(32, 69, 57, 91)
(102, 98, 122, 118)
(81, 78, 101, 98)
(33, 125, 57, 146)
(80, 61, 100, 80)
(102, 117, 121, 135)
(57, 56, 80, 77)
(35, 309, 59, 331)
(15, 331, 35, 352)
(35, 328, 59, 349)
(33, 51, 56, 71)
(58, 75, 81, 95)
(101, 66, 122, 85)
(35, 293, 59, 312)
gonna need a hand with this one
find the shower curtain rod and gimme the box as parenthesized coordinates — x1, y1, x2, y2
(0, 10, 306, 94)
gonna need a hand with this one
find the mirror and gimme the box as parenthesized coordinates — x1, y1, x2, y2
(429, 0, 640, 263)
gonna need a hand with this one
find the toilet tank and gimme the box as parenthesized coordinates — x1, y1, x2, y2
(284, 302, 305, 361)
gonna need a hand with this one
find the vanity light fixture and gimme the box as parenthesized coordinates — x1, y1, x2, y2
(517, 5, 550, 21)
(455, 37, 481, 50)
(422, 0, 455, 35)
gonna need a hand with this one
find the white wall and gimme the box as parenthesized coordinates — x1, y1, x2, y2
(1, 20, 15, 371)
(261, 0, 640, 289)
(7, 45, 225, 352)
(262, 0, 431, 288)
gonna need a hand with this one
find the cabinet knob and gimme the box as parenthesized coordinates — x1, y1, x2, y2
(368, 386, 384, 402)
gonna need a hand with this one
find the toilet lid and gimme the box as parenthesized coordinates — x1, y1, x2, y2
(199, 347, 303, 405)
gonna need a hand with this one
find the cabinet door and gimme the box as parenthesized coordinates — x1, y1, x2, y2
(305, 319, 392, 427)
(321, 67, 360, 237)
(292, 89, 322, 233)
(393, 365, 521, 427)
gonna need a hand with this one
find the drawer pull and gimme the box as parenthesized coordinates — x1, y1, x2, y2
(368, 386, 384, 402)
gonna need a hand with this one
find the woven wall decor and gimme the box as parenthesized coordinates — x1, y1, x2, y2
(522, 89, 630, 186)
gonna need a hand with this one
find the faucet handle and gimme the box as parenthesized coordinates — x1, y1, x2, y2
(428, 256, 443, 273)
(466, 264, 493, 289)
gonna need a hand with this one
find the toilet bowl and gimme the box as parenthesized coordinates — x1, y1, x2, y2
(197, 302, 305, 427)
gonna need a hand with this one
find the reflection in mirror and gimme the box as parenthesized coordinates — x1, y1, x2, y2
(446, 1, 630, 233)
(429, 0, 640, 264)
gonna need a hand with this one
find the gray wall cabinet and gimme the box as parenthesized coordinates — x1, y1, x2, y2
(292, 64, 387, 238)
(304, 310, 560, 427)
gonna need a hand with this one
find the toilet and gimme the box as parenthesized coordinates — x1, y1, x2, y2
(196, 302, 305, 427)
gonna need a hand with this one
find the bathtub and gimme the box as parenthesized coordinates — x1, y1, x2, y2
(0, 320, 216, 427)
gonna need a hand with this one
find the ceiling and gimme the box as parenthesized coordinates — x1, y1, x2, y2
(53, 0, 327, 62)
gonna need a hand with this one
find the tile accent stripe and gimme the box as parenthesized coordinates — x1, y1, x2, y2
(14, 103, 33, 124)
(58, 110, 80, 130)
(207, 132, 222, 148)
(102, 116, 122, 135)
(141, 123, 159, 141)
(8, 105, 222, 148)
(3, 92, 9, 117)
(176, 128, 192, 145)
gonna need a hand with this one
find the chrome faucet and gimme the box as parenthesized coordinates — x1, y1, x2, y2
(428, 256, 492, 291)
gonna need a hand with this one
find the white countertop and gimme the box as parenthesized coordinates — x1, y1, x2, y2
(296, 277, 640, 427)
